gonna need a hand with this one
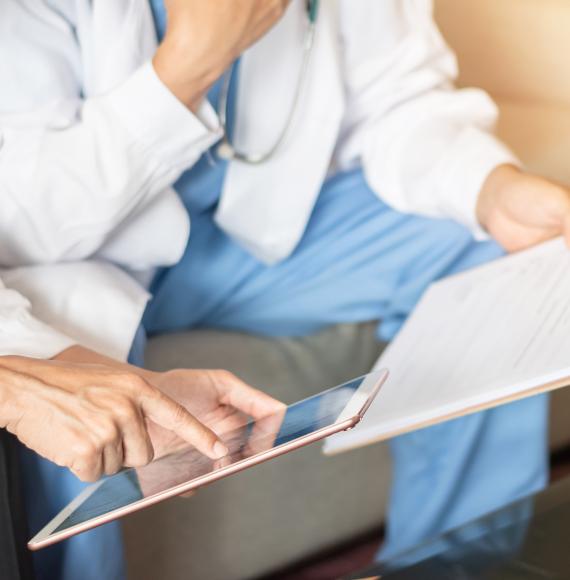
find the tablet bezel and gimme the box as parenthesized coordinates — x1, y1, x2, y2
(28, 369, 388, 551)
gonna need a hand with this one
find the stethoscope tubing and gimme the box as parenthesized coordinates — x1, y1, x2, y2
(216, 0, 320, 165)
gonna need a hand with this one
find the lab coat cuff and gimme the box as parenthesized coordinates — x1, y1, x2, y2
(1, 263, 151, 363)
(102, 61, 222, 165)
(0, 307, 76, 359)
(439, 129, 521, 240)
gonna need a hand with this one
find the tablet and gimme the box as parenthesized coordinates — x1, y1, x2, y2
(28, 370, 387, 550)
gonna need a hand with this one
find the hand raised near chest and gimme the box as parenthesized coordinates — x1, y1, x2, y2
(153, 0, 292, 110)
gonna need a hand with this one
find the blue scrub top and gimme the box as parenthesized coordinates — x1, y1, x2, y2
(149, 0, 239, 215)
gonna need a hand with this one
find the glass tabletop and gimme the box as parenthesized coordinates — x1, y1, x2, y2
(347, 477, 570, 580)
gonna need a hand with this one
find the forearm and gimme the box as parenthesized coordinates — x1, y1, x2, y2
(153, 41, 226, 113)
(51, 345, 159, 382)
(0, 366, 30, 428)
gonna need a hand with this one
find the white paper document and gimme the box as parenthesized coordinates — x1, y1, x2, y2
(325, 238, 570, 455)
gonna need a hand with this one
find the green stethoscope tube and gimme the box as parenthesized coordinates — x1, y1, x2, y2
(308, 0, 320, 24)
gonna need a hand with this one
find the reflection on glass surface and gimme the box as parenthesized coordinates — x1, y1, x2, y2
(53, 379, 364, 534)
(349, 479, 570, 579)
(374, 499, 533, 579)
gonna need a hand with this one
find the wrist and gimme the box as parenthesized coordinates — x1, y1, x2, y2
(142, 369, 175, 391)
(53, 345, 160, 383)
(476, 164, 522, 231)
(0, 354, 42, 374)
(152, 39, 229, 112)
(0, 364, 28, 426)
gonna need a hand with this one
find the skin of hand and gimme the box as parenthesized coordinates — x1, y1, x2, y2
(51, 348, 285, 459)
(0, 347, 268, 482)
(152, 0, 292, 110)
(136, 394, 286, 498)
(477, 164, 570, 252)
(142, 369, 286, 459)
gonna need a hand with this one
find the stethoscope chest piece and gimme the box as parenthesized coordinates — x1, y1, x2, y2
(216, 141, 235, 161)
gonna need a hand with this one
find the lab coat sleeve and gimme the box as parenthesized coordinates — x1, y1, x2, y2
(0, 277, 75, 359)
(337, 0, 519, 236)
(0, 62, 222, 267)
(0, 261, 151, 362)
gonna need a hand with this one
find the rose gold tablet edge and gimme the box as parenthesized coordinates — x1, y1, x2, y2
(28, 372, 386, 551)
(28, 420, 356, 550)
(357, 369, 388, 421)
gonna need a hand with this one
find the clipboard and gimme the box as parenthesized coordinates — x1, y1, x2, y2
(325, 238, 570, 455)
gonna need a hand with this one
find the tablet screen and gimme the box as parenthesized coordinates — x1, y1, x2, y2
(43, 375, 370, 539)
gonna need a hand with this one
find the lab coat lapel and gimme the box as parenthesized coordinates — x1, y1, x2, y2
(215, 2, 344, 265)
(79, 0, 157, 96)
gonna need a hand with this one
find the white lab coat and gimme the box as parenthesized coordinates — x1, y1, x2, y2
(0, 0, 516, 360)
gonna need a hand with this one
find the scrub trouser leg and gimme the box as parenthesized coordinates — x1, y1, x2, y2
(145, 168, 549, 558)
(378, 221, 549, 558)
(382, 396, 548, 560)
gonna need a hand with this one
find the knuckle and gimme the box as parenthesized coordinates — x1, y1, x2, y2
(116, 372, 148, 394)
(70, 456, 99, 482)
(72, 439, 98, 461)
(130, 447, 154, 468)
(126, 439, 154, 467)
(113, 397, 139, 423)
(214, 369, 237, 383)
(105, 465, 120, 477)
(97, 419, 120, 445)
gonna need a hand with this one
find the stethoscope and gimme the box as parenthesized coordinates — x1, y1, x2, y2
(216, 0, 320, 165)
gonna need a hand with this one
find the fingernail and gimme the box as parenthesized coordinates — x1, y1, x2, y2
(213, 442, 228, 459)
